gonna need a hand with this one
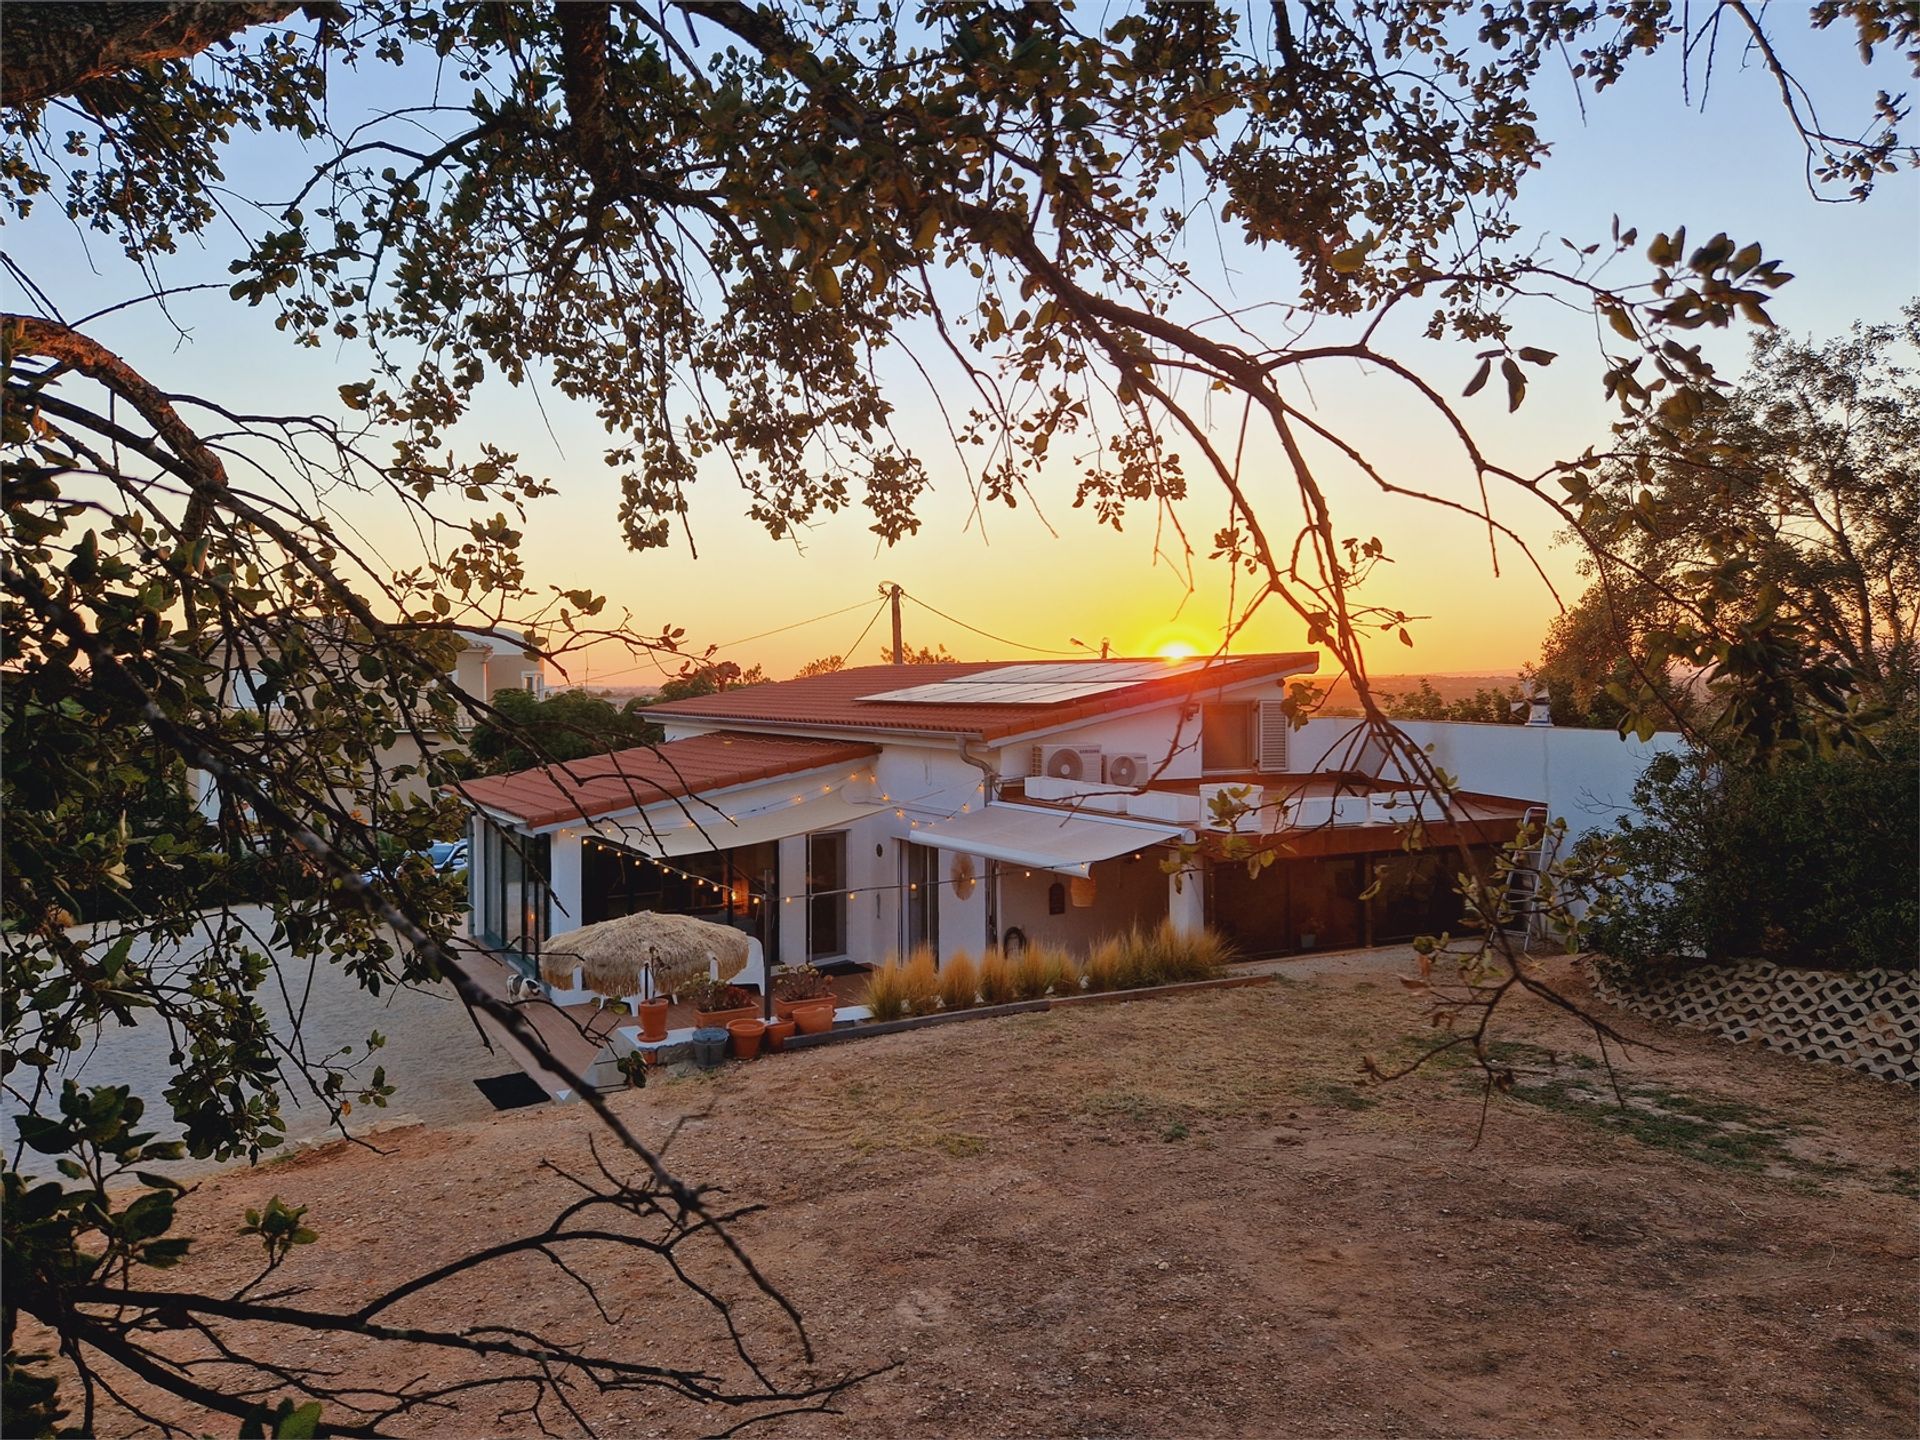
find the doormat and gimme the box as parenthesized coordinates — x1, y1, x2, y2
(473, 1072, 550, 1110)
(815, 959, 873, 978)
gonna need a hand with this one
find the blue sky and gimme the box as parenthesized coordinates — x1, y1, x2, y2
(7, 12, 1914, 682)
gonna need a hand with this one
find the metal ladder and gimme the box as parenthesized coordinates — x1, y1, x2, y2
(1498, 805, 1556, 950)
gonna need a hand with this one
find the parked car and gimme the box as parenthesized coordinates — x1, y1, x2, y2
(425, 839, 470, 875)
(361, 839, 468, 886)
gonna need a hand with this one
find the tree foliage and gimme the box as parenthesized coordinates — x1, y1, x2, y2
(2, 0, 1913, 1432)
(652, 660, 768, 702)
(467, 687, 663, 775)
(1555, 304, 1919, 753)
(1582, 732, 1920, 978)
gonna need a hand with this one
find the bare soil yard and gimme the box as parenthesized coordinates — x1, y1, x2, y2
(82, 960, 1917, 1438)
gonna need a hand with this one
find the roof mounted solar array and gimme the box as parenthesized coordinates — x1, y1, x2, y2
(859, 658, 1214, 706)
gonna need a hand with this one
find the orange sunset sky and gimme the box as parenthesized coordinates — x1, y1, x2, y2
(8, 24, 1913, 689)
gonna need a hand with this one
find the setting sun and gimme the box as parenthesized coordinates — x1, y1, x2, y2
(1155, 640, 1199, 660)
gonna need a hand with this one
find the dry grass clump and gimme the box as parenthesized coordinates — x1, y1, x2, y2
(900, 946, 940, 1016)
(1047, 946, 1081, 996)
(976, 948, 1016, 1006)
(1101, 923, 1233, 989)
(864, 956, 910, 1022)
(937, 950, 979, 1011)
(1081, 939, 1124, 992)
(1011, 945, 1051, 1000)
(869, 927, 1228, 1024)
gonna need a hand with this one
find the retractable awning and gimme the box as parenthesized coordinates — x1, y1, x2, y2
(592, 791, 887, 859)
(906, 803, 1186, 877)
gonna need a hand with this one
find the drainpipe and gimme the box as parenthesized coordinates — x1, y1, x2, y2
(957, 737, 1002, 945)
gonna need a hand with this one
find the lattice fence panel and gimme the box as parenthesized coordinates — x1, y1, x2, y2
(1592, 961, 1919, 1088)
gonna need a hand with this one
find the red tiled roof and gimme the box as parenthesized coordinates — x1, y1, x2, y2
(647, 655, 1318, 741)
(453, 731, 879, 829)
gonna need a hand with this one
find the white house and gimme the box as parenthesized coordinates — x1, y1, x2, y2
(454, 656, 1682, 995)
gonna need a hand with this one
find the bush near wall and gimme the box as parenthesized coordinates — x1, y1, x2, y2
(1585, 732, 1918, 981)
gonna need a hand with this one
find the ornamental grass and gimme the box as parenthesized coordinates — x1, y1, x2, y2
(864, 956, 910, 1022)
(976, 947, 1016, 1006)
(900, 946, 940, 1016)
(937, 950, 979, 1011)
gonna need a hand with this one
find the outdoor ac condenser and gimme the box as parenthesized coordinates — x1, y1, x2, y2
(1103, 752, 1153, 787)
(1040, 744, 1104, 781)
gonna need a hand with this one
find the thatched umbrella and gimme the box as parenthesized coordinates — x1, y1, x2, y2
(539, 910, 751, 998)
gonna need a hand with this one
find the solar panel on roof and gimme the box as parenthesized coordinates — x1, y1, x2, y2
(859, 664, 1202, 705)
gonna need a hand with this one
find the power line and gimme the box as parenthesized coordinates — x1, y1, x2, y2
(900, 590, 1080, 656)
(716, 597, 877, 650)
(581, 597, 875, 683)
(836, 596, 892, 667)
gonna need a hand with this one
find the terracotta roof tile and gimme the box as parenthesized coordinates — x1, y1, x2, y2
(647, 654, 1317, 741)
(454, 731, 879, 829)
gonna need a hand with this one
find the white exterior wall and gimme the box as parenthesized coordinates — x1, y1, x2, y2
(1292, 717, 1686, 845)
(996, 853, 1170, 955)
(990, 678, 1296, 782)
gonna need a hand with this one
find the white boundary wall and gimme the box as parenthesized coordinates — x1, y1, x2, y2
(1292, 718, 1687, 844)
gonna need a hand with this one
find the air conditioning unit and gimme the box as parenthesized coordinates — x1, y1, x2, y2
(1040, 744, 1103, 781)
(1103, 752, 1153, 788)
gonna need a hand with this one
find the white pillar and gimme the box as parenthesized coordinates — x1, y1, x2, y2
(1167, 861, 1206, 937)
(547, 829, 583, 937)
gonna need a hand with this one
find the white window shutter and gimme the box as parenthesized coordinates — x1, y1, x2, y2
(1255, 701, 1290, 772)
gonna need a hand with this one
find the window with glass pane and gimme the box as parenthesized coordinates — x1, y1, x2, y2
(1201, 702, 1254, 772)
(807, 832, 847, 959)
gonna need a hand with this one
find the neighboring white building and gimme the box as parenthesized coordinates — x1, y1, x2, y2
(191, 626, 546, 816)
(454, 657, 1682, 995)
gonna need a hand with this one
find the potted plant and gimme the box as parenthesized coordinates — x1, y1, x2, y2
(790, 999, 836, 1035)
(614, 1050, 649, 1088)
(764, 1017, 797, 1053)
(686, 976, 759, 1029)
(1297, 916, 1321, 951)
(772, 963, 836, 1020)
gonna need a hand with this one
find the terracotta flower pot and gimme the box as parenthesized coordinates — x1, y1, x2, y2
(636, 997, 670, 1043)
(727, 1017, 767, 1060)
(694, 1003, 759, 1030)
(774, 990, 835, 1021)
(764, 1018, 797, 1053)
(791, 1000, 835, 1036)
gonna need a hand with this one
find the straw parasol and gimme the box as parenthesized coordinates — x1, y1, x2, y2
(539, 910, 751, 997)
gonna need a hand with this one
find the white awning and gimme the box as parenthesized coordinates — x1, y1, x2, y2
(907, 803, 1186, 877)
(590, 792, 886, 859)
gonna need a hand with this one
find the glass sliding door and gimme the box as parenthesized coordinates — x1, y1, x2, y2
(806, 831, 847, 961)
(902, 841, 937, 958)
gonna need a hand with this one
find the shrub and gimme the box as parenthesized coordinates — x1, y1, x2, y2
(937, 950, 978, 1011)
(864, 957, 910, 1022)
(772, 964, 833, 1002)
(900, 947, 940, 1015)
(1586, 737, 1920, 980)
(684, 978, 755, 1011)
(976, 948, 1016, 1006)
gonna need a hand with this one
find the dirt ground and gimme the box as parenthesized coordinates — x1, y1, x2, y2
(70, 960, 1918, 1438)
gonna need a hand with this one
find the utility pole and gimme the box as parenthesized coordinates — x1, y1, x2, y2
(883, 581, 904, 664)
